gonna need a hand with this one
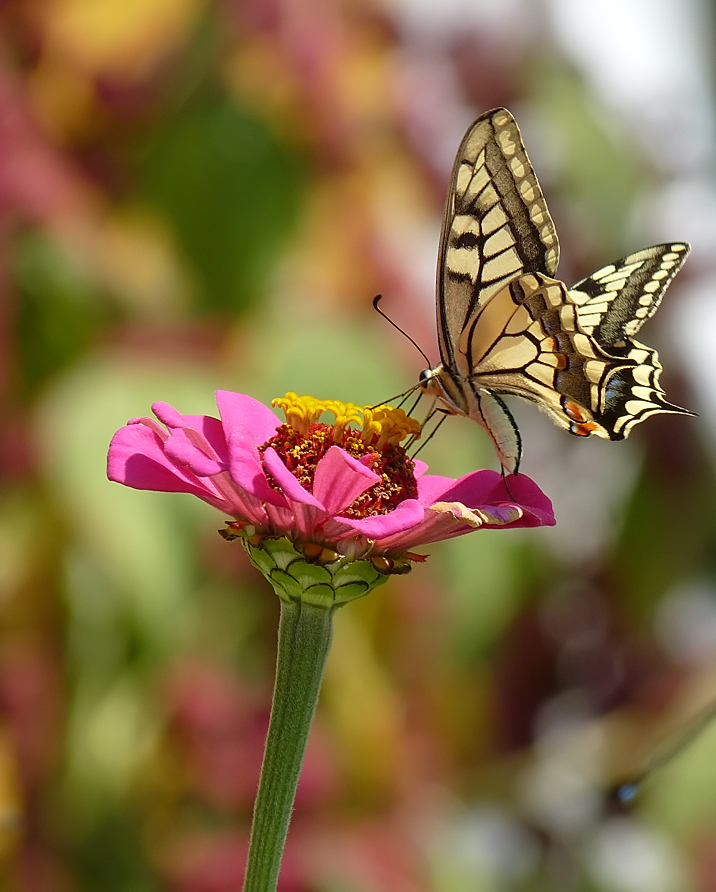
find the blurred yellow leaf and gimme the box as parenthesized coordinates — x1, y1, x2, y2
(41, 0, 206, 78)
(0, 728, 22, 863)
(96, 209, 193, 316)
(28, 60, 98, 142)
(323, 606, 403, 801)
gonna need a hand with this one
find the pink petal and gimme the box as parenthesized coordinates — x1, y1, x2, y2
(262, 447, 325, 510)
(371, 501, 522, 551)
(227, 427, 288, 507)
(265, 502, 297, 536)
(210, 471, 270, 526)
(183, 415, 229, 463)
(339, 499, 425, 538)
(437, 472, 554, 528)
(473, 504, 524, 525)
(416, 473, 459, 505)
(376, 509, 472, 550)
(487, 475, 555, 526)
(432, 469, 503, 506)
(164, 429, 225, 477)
(506, 505, 555, 528)
(216, 391, 280, 445)
(286, 502, 326, 542)
(498, 475, 555, 525)
(152, 401, 184, 428)
(412, 459, 429, 477)
(108, 425, 219, 500)
(150, 403, 229, 463)
(128, 416, 167, 439)
(313, 447, 380, 514)
(375, 474, 555, 549)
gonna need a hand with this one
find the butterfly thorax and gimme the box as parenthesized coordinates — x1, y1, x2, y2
(419, 362, 524, 473)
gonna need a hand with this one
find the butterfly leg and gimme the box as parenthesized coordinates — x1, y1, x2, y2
(405, 398, 438, 451)
(411, 411, 449, 458)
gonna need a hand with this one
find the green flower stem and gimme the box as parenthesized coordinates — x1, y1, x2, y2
(234, 534, 398, 891)
(242, 597, 336, 892)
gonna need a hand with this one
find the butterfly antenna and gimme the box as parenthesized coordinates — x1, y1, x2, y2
(373, 295, 432, 367)
(367, 381, 422, 412)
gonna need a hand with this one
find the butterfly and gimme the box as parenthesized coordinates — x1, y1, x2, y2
(418, 107, 692, 473)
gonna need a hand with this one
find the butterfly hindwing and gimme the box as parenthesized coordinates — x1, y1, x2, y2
(455, 272, 637, 440)
(437, 108, 559, 368)
(590, 338, 684, 439)
(568, 243, 692, 438)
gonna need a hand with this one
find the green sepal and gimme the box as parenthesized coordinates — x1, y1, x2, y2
(236, 535, 400, 607)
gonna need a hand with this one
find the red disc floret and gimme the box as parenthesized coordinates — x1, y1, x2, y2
(259, 423, 418, 519)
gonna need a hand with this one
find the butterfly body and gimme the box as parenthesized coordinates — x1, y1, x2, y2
(420, 107, 692, 473)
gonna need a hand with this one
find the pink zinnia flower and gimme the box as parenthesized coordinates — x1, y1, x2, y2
(107, 390, 554, 567)
(107, 388, 555, 889)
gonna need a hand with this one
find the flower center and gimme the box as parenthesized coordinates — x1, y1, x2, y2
(261, 393, 421, 518)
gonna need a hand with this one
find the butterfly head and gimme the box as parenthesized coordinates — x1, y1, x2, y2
(418, 365, 456, 407)
(418, 367, 436, 389)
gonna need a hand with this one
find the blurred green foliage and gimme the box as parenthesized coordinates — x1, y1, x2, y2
(14, 231, 112, 398)
(141, 92, 306, 313)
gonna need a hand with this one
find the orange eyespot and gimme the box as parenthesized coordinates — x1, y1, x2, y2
(571, 421, 598, 437)
(563, 400, 589, 423)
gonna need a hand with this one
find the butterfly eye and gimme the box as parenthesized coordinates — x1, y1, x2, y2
(419, 369, 432, 386)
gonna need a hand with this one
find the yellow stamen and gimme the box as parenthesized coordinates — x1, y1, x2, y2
(272, 392, 324, 435)
(272, 393, 421, 446)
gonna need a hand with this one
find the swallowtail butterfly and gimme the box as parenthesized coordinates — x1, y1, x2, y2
(419, 107, 692, 473)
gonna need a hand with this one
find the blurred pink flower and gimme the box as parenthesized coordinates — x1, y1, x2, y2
(166, 660, 335, 810)
(159, 829, 316, 892)
(0, 68, 89, 221)
(107, 390, 554, 559)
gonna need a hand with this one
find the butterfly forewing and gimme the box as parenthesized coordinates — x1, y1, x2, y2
(437, 108, 560, 368)
(569, 243, 690, 344)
